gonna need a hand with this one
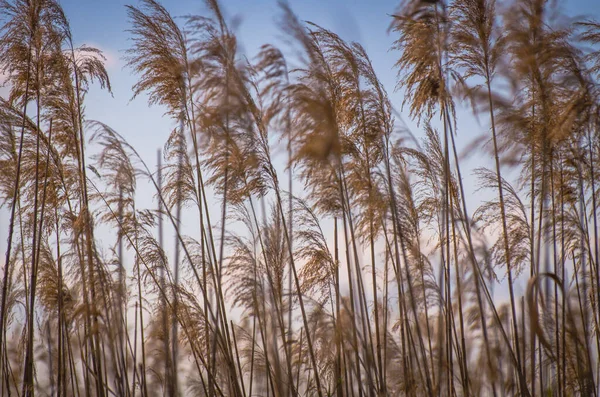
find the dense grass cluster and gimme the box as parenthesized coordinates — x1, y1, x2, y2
(1, 0, 600, 395)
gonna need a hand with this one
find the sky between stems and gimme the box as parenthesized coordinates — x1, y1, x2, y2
(1, 0, 600, 302)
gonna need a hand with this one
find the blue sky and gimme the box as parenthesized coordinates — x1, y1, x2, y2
(64, 0, 403, 157)
(55, 0, 415, 229)
(58, 0, 600, 178)
(63, 0, 600, 226)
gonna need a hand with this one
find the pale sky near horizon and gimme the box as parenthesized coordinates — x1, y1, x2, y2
(1, 0, 600, 301)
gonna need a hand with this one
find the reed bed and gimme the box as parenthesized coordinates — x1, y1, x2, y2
(1, 0, 600, 395)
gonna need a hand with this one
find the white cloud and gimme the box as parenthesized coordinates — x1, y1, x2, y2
(75, 42, 120, 70)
